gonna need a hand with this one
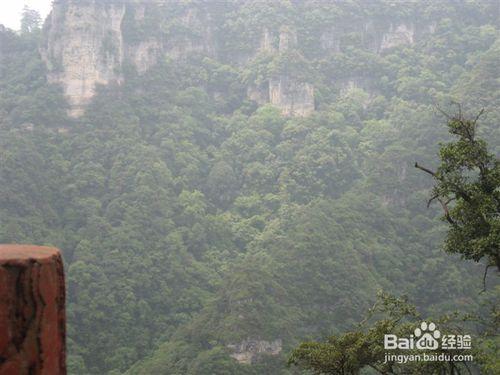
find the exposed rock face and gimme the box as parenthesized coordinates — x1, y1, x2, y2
(380, 23, 414, 51)
(340, 79, 361, 93)
(245, 25, 315, 116)
(259, 27, 275, 53)
(40, 2, 317, 118)
(228, 339, 282, 364)
(164, 7, 216, 59)
(41, 1, 219, 117)
(269, 77, 314, 117)
(41, 3, 421, 118)
(247, 82, 269, 105)
(320, 21, 416, 55)
(133, 4, 146, 22)
(273, 26, 315, 116)
(320, 28, 342, 53)
(126, 39, 161, 74)
(338, 76, 372, 95)
(0, 245, 66, 375)
(278, 26, 297, 52)
(41, 1, 126, 117)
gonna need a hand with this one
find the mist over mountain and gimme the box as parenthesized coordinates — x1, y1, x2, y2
(0, 1, 499, 374)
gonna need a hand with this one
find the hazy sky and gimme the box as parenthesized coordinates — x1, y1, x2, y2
(0, 0, 52, 31)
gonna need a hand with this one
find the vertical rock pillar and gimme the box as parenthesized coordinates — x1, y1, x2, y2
(0, 245, 66, 375)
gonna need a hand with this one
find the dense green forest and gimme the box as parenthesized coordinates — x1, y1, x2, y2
(0, 1, 498, 374)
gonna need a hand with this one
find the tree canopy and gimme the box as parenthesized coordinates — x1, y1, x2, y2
(0, 1, 499, 374)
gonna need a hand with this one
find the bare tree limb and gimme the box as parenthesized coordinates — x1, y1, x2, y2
(479, 264, 493, 294)
(437, 197, 455, 225)
(415, 162, 436, 177)
(434, 103, 453, 120)
(472, 108, 485, 125)
(420, 194, 457, 226)
(451, 101, 462, 121)
(427, 194, 439, 208)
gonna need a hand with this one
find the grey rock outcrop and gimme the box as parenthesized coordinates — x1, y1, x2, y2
(380, 23, 415, 51)
(41, 2, 422, 118)
(269, 77, 314, 117)
(126, 39, 161, 74)
(41, 1, 126, 117)
(227, 338, 282, 364)
(41, 1, 219, 117)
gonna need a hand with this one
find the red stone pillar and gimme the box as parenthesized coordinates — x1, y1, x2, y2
(0, 245, 66, 375)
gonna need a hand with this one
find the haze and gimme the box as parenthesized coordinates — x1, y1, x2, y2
(0, 0, 51, 30)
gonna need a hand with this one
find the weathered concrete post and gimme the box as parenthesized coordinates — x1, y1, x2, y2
(0, 245, 66, 375)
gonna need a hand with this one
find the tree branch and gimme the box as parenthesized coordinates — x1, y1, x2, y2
(427, 194, 439, 208)
(472, 108, 485, 125)
(479, 264, 493, 294)
(438, 197, 455, 225)
(451, 101, 462, 121)
(414, 162, 436, 177)
(434, 104, 453, 120)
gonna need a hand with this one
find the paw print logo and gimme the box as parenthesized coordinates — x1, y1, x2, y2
(415, 321, 440, 350)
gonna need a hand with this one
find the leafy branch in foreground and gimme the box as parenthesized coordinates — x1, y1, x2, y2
(415, 108, 500, 271)
(288, 292, 476, 375)
(289, 111, 499, 375)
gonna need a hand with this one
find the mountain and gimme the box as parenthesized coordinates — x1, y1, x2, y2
(0, 0, 499, 374)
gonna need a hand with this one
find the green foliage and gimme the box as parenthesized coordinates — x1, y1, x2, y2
(1, 1, 499, 374)
(416, 111, 500, 269)
(20, 6, 41, 34)
(288, 292, 478, 374)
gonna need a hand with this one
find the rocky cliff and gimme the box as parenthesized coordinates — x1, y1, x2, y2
(40, 1, 419, 118)
(41, 1, 220, 117)
(227, 338, 282, 364)
(41, 1, 126, 117)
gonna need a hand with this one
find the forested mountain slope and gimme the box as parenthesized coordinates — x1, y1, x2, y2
(0, 1, 499, 374)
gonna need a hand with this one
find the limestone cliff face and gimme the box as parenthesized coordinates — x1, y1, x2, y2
(247, 82, 269, 105)
(41, 1, 218, 117)
(40, 2, 315, 118)
(260, 28, 275, 53)
(269, 78, 314, 117)
(41, 1, 126, 117)
(126, 39, 161, 74)
(321, 20, 416, 55)
(227, 339, 282, 364)
(40, 1, 423, 118)
(320, 28, 342, 53)
(245, 26, 315, 117)
(163, 7, 216, 59)
(380, 23, 415, 51)
(269, 27, 315, 116)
